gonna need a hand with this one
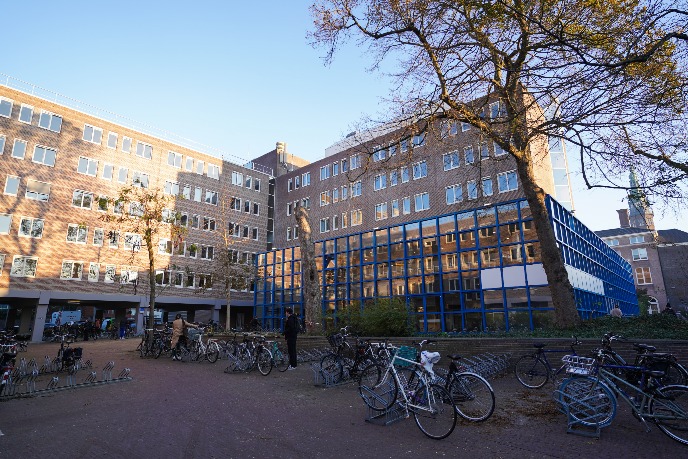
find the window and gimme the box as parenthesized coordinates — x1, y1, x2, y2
(400, 139, 409, 153)
(374, 174, 387, 191)
(373, 148, 386, 162)
(497, 171, 518, 192)
(207, 164, 220, 180)
(122, 136, 132, 153)
(205, 190, 218, 205)
(104, 265, 116, 283)
(351, 209, 363, 226)
(19, 104, 33, 124)
(443, 151, 460, 171)
(632, 248, 648, 260)
(164, 181, 179, 196)
(198, 274, 212, 289)
(332, 215, 339, 230)
(245, 176, 252, 189)
(0, 134, 4, 154)
(12, 139, 27, 159)
(38, 111, 62, 132)
(102, 163, 114, 181)
(629, 235, 645, 244)
(302, 197, 310, 209)
(109, 231, 120, 248)
(196, 160, 204, 175)
(66, 223, 88, 243)
(124, 233, 143, 251)
(350, 154, 361, 169)
(93, 228, 104, 246)
(19, 217, 44, 238)
(120, 266, 139, 284)
(446, 184, 463, 204)
(494, 142, 506, 156)
(26, 180, 51, 201)
(320, 191, 331, 206)
(461, 122, 470, 132)
(301, 172, 310, 187)
(341, 159, 348, 173)
(155, 270, 171, 286)
(88, 263, 100, 282)
(136, 141, 153, 159)
(464, 146, 475, 164)
(188, 243, 197, 258)
(254, 178, 261, 191)
(341, 213, 347, 228)
(414, 133, 426, 147)
(482, 177, 494, 196)
(201, 246, 214, 260)
(635, 267, 652, 284)
(244, 200, 251, 213)
(320, 165, 331, 180)
(185, 157, 194, 171)
(11, 256, 38, 277)
(158, 239, 173, 255)
(107, 132, 118, 149)
(4, 176, 19, 195)
(287, 227, 292, 241)
(413, 161, 428, 179)
(60, 261, 84, 280)
(232, 171, 243, 186)
(490, 100, 507, 119)
(191, 187, 201, 202)
(402, 197, 411, 214)
(253, 203, 260, 215)
(0, 214, 11, 234)
(180, 184, 190, 200)
(375, 203, 388, 221)
(332, 162, 339, 176)
(414, 192, 430, 211)
(606, 239, 619, 247)
(480, 143, 490, 159)
(288, 178, 293, 192)
(167, 151, 182, 168)
(341, 184, 349, 200)
(351, 181, 362, 197)
(129, 202, 144, 217)
(231, 197, 241, 210)
(117, 167, 128, 183)
(391, 199, 399, 217)
(132, 171, 149, 188)
(0, 97, 12, 117)
(467, 180, 478, 200)
(83, 124, 103, 144)
(203, 217, 216, 231)
(78, 157, 98, 176)
(401, 166, 410, 183)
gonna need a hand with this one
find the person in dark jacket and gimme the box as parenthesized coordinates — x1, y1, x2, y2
(284, 308, 298, 370)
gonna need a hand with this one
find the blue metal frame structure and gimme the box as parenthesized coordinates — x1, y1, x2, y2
(253, 197, 638, 332)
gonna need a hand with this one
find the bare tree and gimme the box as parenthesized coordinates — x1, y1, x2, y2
(100, 186, 185, 342)
(310, 0, 687, 327)
(295, 204, 322, 333)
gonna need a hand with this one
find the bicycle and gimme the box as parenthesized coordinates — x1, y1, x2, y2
(514, 337, 582, 388)
(596, 332, 688, 386)
(358, 340, 457, 440)
(187, 327, 220, 363)
(269, 340, 290, 373)
(438, 354, 495, 422)
(321, 327, 377, 383)
(556, 351, 688, 445)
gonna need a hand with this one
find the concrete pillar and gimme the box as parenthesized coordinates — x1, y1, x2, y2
(19, 308, 33, 335)
(186, 310, 195, 323)
(32, 303, 49, 342)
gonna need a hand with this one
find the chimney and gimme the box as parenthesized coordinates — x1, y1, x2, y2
(276, 141, 287, 164)
(617, 209, 630, 228)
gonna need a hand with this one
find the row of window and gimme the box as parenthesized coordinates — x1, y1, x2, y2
(287, 172, 311, 192)
(318, 154, 362, 182)
(0, 96, 62, 132)
(318, 210, 363, 234)
(442, 142, 506, 171)
(319, 182, 361, 207)
(605, 235, 646, 247)
(3, 175, 51, 201)
(231, 171, 262, 192)
(0, 135, 58, 166)
(286, 198, 312, 216)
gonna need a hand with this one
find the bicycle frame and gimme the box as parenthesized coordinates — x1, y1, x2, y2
(384, 352, 435, 413)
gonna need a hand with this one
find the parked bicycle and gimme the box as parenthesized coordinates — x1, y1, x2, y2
(515, 337, 582, 388)
(358, 340, 457, 440)
(321, 327, 378, 383)
(556, 350, 688, 445)
(438, 354, 495, 422)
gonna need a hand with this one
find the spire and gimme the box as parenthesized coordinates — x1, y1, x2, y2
(627, 167, 655, 230)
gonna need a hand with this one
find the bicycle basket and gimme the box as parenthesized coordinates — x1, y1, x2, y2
(187, 328, 201, 340)
(327, 333, 344, 348)
(393, 346, 418, 368)
(562, 355, 595, 375)
(645, 353, 674, 374)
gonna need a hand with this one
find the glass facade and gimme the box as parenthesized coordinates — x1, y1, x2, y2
(254, 197, 637, 332)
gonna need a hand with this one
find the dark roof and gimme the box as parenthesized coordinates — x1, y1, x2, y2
(657, 229, 688, 244)
(594, 227, 652, 238)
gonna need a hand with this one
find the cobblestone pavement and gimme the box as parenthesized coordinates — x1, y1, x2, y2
(0, 339, 685, 458)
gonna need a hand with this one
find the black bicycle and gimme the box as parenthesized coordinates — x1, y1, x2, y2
(514, 337, 581, 388)
(440, 354, 495, 422)
(321, 327, 377, 383)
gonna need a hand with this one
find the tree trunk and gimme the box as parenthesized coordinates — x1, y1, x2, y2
(514, 154, 580, 328)
(295, 205, 322, 333)
(225, 288, 232, 332)
(146, 231, 157, 346)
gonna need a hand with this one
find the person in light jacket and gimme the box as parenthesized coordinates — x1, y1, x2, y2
(171, 314, 198, 361)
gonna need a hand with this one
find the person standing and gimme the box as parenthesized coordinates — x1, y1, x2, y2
(610, 304, 623, 318)
(171, 314, 198, 361)
(284, 308, 298, 370)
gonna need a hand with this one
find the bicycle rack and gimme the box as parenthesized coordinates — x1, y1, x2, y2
(553, 386, 613, 439)
(102, 361, 115, 381)
(311, 362, 350, 387)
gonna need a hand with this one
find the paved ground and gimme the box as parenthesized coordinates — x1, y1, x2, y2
(0, 339, 685, 458)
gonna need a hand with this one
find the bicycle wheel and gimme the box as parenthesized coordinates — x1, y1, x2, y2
(320, 353, 343, 384)
(257, 349, 273, 376)
(449, 372, 495, 422)
(515, 355, 549, 388)
(153, 339, 164, 359)
(274, 347, 290, 372)
(358, 364, 397, 411)
(660, 362, 688, 387)
(236, 348, 253, 372)
(412, 384, 457, 440)
(207, 342, 220, 363)
(650, 385, 688, 445)
(557, 376, 616, 427)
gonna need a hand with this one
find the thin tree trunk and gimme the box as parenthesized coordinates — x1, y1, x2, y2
(146, 230, 157, 346)
(295, 205, 322, 333)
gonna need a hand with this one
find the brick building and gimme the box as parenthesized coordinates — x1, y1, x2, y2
(0, 83, 271, 339)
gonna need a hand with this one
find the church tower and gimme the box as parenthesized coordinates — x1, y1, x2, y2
(628, 168, 655, 230)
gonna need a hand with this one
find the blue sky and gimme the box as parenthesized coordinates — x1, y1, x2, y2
(3, 1, 684, 231)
